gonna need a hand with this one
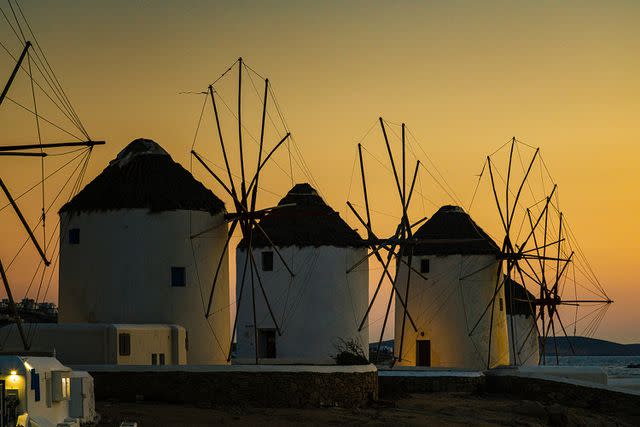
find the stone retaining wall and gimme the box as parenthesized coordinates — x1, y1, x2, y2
(88, 366, 377, 408)
(379, 374, 485, 397)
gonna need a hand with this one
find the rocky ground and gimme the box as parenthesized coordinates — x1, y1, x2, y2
(95, 392, 639, 426)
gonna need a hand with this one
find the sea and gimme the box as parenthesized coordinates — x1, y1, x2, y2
(544, 355, 640, 379)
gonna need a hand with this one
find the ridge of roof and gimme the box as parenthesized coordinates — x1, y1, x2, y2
(412, 205, 500, 255)
(60, 138, 225, 215)
(238, 183, 366, 249)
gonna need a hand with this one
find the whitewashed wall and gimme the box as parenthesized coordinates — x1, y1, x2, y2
(235, 246, 369, 364)
(508, 314, 540, 366)
(394, 253, 510, 369)
(58, 209, 229, 364)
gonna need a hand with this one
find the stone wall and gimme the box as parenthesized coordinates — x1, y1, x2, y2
(87, 365, 377, 408)
(379, 374, 485, 397)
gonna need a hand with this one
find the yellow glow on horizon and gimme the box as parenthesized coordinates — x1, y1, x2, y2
(0, 0, 639, 344)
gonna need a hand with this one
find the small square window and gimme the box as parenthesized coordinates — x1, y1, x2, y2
(159, 353, 165, 365)
(151, 353, 157, 365)
(420, 258, 430, 273)
(499, 298, 504, 312)
(119, 333, 131, 356)
(69, 228, 80, 244)
(262, 251, 274, 272)
(171, 267, 186, 287)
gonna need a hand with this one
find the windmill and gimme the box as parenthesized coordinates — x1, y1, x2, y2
(345, 117, 458, 364)
(468, 137, 613, 366)
(0, 0, 103, 350)
(191, 58, 305, 364)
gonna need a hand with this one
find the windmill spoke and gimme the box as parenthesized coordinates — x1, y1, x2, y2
(506, 147, 540, 228)
(525, 208, 545, 274)
(468, 257, 504, 337)
(516, 309, 543, 358)
(238, 57, 246, 200)
(520, 238, 565, 254)
(245, 132, 291, 198)
(487, 157, 508, 234)
(205, 218, 239, 318)
(555, 310, 576, 356)
(0, 41, 31, 106)
(517, 185, 557, 255)
(209, 85, 238, 200)
(0, 177, 49, 265)
(513, 261, 542, 340)
(397, 248, 414, 362)
(410, 216, 428, 229)
(404, 161, 420, 212)
(249, 249, 281, 335)
(347, 241, 387, 274)
(375, 272, 395, 365)
(249, 218, 294, 277)
(227, 238, 251, 362)
(550, 310, 560, 364)
(516, 257, 543, 285)
(191, 150, 235, 199)
(357, 143, 373, 234)
(379, 118, 404, 207)
(357, 246, 395, 332)
(505, 138, 515, 234)
(249, 78, 269, 213)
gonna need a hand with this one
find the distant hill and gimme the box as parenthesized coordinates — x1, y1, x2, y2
(541, 336, 640, 356)
(370, 337, 640, 357)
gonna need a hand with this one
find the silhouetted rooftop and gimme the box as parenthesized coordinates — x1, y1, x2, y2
(238, 183, 366, 249)
(412, 205, 500, 255)
(60, 138, 225, 214)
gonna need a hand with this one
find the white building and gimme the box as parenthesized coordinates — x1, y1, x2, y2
(235, 183, 369, 364)
(0, 355, 95, 426)
(0, 323, 187, 366)
(394, 205, 509, 369)
(58, 138, 230, 364)
(505, 278, 540, 366)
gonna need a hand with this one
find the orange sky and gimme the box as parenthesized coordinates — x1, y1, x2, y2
(1, 1, 639, 343)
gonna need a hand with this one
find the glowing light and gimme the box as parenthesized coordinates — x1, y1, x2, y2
(10, 370, 16, 376)
(9, 370, 19, 383)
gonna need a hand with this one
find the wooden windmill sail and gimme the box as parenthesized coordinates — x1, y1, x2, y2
(0, 0, 104, 350)
(468, 137, 613, 366)
(346, 117, 441, 364)
(191, 58, 304, 364)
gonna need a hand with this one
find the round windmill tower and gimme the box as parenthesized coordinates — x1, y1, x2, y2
(58, 138, 230, 364)
(394, 205, 509, 368)
(505, 277, 539, 366)
(235, 183, 369, 364)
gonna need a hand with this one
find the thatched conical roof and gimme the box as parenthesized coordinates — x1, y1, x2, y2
(239, 183, 366, 249)
(412, 205, 500, 255)
(504, 277, 537, 317)
(60, 138, 225, 215)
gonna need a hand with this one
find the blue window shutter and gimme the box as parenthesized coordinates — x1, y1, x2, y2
(171, 267, 186, 287)
(31, 369, 40, 401)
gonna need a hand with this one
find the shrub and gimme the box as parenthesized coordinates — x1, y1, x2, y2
(333, 338, 369, 365)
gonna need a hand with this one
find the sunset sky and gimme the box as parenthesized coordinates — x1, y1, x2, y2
(1, 1, 638, 344)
